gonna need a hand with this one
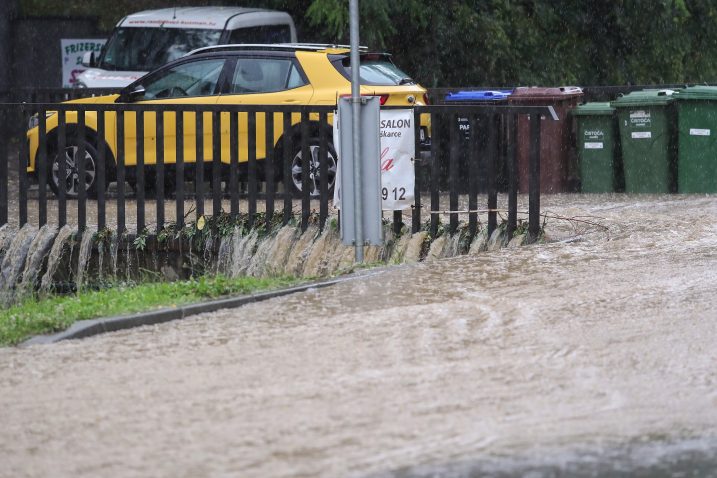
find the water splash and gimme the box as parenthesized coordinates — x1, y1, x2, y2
(302, 227, 341, 277)
(75, 228, 96, 291)
(425, 234, 447, 262)
(0, 225, 15, 266)
(17, 225, 58, 298)
(284, 226, 319, 277)
(262, 225, 299, 277)
(442, 232, 463, 258)
(403, 232, 428, 263)
(39, 225, 75, 296)
(247, 232, 279, 278)
(0, 224, 39, 306)
(229, 229, 258, 278)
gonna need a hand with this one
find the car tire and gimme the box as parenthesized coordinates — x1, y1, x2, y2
(288, 138, 337, 198)
(48, 139, 105, 199)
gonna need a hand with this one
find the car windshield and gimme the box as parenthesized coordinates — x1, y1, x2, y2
(337, 55, 414, 86)
(99, 27, 222, 71)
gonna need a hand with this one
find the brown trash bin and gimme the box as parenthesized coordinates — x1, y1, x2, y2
(509, 86, 583, 193)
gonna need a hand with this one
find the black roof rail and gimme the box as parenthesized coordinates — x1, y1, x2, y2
(186, 43, 369, 56)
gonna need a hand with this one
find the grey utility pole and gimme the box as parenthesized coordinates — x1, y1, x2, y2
(349, 0, 364, 263)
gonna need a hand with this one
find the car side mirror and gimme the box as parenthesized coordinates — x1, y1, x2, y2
(128, 85, 146, 102)
(81, 51, 95, 68)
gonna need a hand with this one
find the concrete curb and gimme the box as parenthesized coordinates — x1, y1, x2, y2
(21, 270, 383, 346)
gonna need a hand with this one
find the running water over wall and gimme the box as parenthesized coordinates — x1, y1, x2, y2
(0, 219, 524, 306)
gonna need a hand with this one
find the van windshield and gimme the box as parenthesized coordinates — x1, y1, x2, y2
(99, 27, 222, 71)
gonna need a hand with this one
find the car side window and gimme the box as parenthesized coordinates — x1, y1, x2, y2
(231, 58, 306, 94)
(141, 59, 226, 100)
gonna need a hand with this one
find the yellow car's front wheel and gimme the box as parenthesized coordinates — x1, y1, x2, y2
(49, 140, 104, 199)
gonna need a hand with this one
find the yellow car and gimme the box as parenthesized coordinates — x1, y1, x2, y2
(27, 44, 429, 197)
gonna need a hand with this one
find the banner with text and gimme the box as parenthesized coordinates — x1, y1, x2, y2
(333, 108, 415, 210)
(61, 39, 106, 87)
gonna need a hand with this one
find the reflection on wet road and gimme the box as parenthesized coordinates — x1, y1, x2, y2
(1, 194, 716, 477)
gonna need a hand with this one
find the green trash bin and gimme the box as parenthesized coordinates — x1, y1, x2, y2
(572, 102, 617, 193)
(673, 86, 717, 193)
(611, 90, 676, 193)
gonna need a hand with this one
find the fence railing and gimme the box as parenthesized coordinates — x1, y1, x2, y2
(0, 98, 557, 245)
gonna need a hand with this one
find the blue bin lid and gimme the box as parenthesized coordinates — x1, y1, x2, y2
(444, 90, 512, 102)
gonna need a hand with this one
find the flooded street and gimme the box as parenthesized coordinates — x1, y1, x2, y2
(1, 194, 717, 477)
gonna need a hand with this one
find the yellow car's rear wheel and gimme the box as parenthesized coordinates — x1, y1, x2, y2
(289, 138, 337, 198)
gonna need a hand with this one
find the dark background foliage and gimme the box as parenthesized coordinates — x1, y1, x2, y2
(19, 0, 717, 87)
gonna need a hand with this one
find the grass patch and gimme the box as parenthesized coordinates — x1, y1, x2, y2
(0, 275, 299, 346)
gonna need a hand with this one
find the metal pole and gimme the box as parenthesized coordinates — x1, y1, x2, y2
(349, 0, 364, 263)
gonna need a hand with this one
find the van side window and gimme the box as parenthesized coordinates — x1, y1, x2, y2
(142, 59, 225, 99)
(228, 25, 291, 44)
(231, 58, 306, 94)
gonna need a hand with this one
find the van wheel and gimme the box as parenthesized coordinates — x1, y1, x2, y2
(289, 139, 337, 198)
(48, 140, 104, 199)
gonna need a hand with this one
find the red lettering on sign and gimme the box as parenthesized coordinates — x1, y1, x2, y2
(380, 147, 394, 172)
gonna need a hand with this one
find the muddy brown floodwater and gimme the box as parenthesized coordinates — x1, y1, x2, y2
(1, 194, 717, 478)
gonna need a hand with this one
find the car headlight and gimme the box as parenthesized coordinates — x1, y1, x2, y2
(28, 112, 55, 130)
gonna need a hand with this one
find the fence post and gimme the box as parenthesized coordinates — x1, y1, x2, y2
(136, 110, 145, 232)
(176, 110, 184, 229)
(319, 110, 329, 231)
(0, 107, 7, 226)
(430, 111, 440, 237)
(487, 113, 498, 238)
(506, 113, 518, 240)
(116, 110, 125, 234)
(412, 109, 421, 234)
(528, 112, 541, 242)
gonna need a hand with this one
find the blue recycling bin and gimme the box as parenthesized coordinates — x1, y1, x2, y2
(443, 90, 512, 192)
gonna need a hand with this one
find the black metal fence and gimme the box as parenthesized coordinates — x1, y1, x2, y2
(0, 97, 556, 244)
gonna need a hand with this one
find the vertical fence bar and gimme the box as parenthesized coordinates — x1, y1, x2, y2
(156, 110, 165, 231)
(37, 111, 48, 227)
(116, 110, 125, 234)
(19, 108, 28, 226)
(506, 113, 518, 239)
(265, 112, 275, 227)
(430, 111, 440, 237)
(468, 114, 479, 239)
(282, 113, 292, 225)
(318, 111, 329, 231)
(76, 111, 86, 231)
(195, 110, 204, 220)
(19, 149, 27, 226)
(528, 113, 541, 242)
(412, 109, 422, 234)
(0, 108, 7, 226)
(176, 111, 185, 229)
(300, 110, 310, 231)
(248, 111, 257, 228)
(56, 111, 67, 227)
(229, 111, 239, 219)
(448, 112, 459, 233)
(136, 110, 145, 232)
(487, 113, 498, 238)
(212, 111, 221, 217)
(96, 111, 105, 230)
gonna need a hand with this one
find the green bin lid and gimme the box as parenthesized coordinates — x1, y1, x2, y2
(672, 85, 717, 100)
(572, 102, 615, 116)
(611, 89, 676, 107)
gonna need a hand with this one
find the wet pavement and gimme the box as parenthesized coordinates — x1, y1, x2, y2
(1, 194, 717, 477)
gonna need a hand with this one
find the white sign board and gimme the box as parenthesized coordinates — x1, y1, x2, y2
(334, 108, 415, 211)
(61, 39, 106, 87)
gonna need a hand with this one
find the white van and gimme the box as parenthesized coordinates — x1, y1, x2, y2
(76, 6, 297, 88)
